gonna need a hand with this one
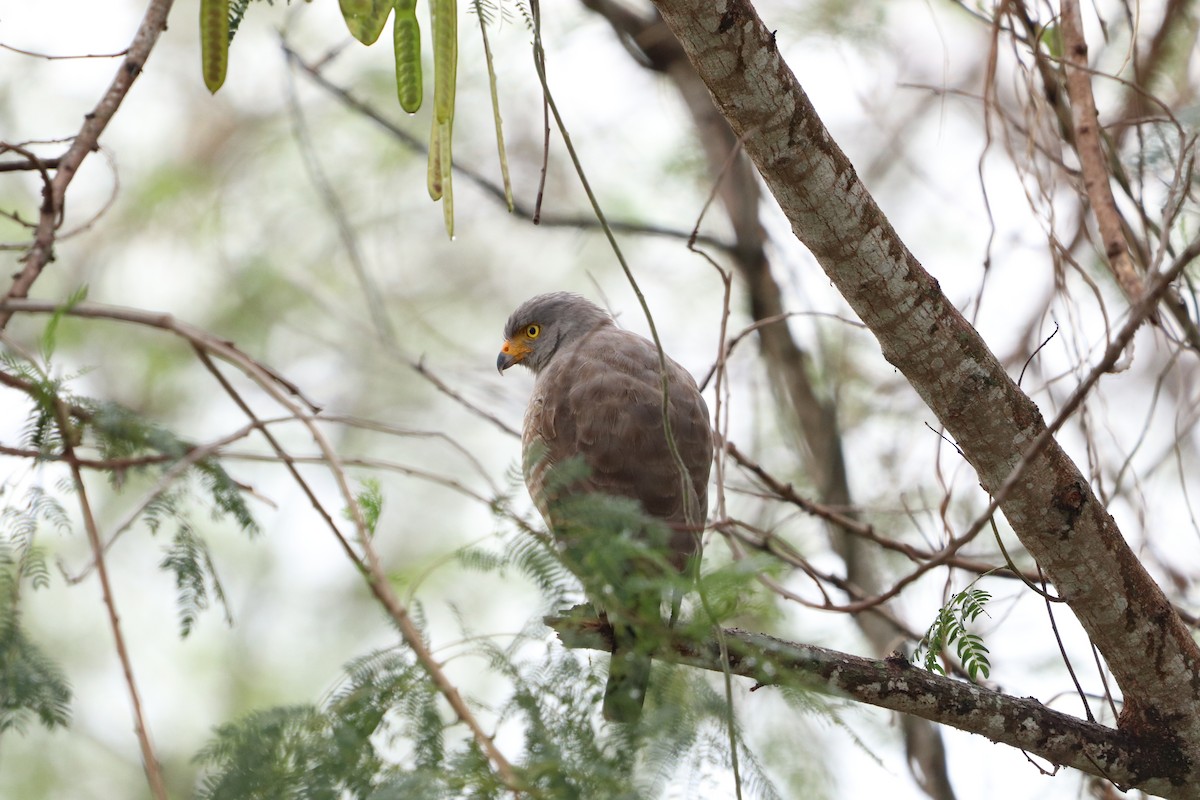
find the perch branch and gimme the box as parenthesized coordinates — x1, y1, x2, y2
(546, 613, 1183, 794)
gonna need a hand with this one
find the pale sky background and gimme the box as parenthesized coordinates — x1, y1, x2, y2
(1, 1, 1197, 798)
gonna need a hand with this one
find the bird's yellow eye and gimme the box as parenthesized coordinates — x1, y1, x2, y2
(526, 324, 541, 339)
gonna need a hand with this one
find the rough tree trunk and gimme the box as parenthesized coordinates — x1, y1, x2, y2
(644, 0, 1200, 795)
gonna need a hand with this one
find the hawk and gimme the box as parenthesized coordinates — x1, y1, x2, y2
(497, 292, 712, 722)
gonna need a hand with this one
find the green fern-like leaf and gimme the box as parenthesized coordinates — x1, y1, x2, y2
(913, 583, 993, 680)
(142, 490, 180, 537)
(228, 0, 253, 40)
(347, 478, 383, 536)
(160, 523, 231, 637)
(0, 584, 72, 732)
(960, 588, 992, 622)
(18, 545, 50, 591)
(194, 459, 258, 536)
(2, 487, 72, 593)
(89, 402, 188, 462)
(195, 705, 335, 800)
(508, 534, 576, 607)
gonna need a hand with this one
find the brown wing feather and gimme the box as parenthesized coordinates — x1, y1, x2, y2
(523, 326, 711, 570)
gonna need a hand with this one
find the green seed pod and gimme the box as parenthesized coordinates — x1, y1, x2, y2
(431, 0, 456, 125)
(427, 117, 443, 201)
(200, 0, 230, 93)
(339, 0, 391, 46)
(393, 0, 422, 113)
(439, 118, 454, 238)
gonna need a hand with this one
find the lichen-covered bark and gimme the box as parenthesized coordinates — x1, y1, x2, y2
(648, 0, 1200, 792)
(577, 4, 958, 797)
(714, 634, 1179, 795)
(550, 615, 1186, 794)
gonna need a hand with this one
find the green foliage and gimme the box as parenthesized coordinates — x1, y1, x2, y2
(630, 666, 785, 800)
(1, 342, 258, 639)
(1038, 22, 1063, 59)
(194, 458, 259, 535)
(0, 490, 73, 734)
(39, 285, 87, 362)
(195, 639, 785, 799)
(159, 523, 233, 637)
(913, 585, 992, 681)
(0, 595, 72, 734)
(457, 527, 577, 609)
(194, 649, 440, 799)
(195, 650, 436, 799)
(228, 0, 254, 40)
(195, 705, 344, 799)
(138, 468, 243, 637)
(88, 402, 189, 461)
(690, 553, 782, 627)
(82, 403, 254, 638)
(1, 349, 85, 458)
(349, 478, 384, 535)
(1, 487, 69, 592)
(192, 482, 790, 797)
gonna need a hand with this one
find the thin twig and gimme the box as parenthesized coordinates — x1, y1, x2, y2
(283, 62, 397, 344)
(1, 0, 177, 330)
(726, 441, 1041, 582)
(52, 397, 168, 800)
(956, 234, 1200, 549)
(413, 357, 520, 438)
(281, 41, 731, 252)
(0, 155, 63, 173)
(63, 417, 267, 584)
(1039, 566, 1095, 722)
(0, 42, 128, 60)
(683, 111, 746, 800)
(528, 0, 700, 529)
(0, 298, 525, 791)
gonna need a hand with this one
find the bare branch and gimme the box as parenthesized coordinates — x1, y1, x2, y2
(0, 0, 177, 329)
(1059, 0, 1143, 300)
(0, 298, 525, 790)
(546, 613, 1184, 794)
(648, 0, 1200, 749)
(52, 397, 168, 799)
(281, 41, 733, 253)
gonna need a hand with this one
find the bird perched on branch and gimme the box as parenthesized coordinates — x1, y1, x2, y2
(497, 292, 712, 722)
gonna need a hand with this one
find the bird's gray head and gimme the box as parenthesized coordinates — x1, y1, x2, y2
(497, 292, 614, 374)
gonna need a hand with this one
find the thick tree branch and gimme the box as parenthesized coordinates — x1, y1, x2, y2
(546, 613, 1184, 795)
(647, 0, 1200, 781)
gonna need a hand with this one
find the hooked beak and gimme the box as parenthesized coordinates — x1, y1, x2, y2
(497, 338, 530, 373)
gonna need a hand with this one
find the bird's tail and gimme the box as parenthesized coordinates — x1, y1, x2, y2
(603, 621, 652, 723)
(604, 623, 652, 724)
